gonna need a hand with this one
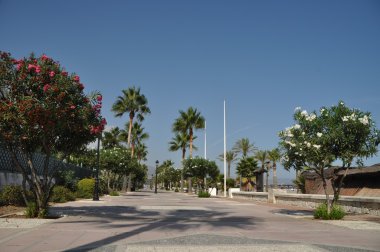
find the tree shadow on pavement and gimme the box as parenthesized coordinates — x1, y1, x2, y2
(51, 204, 261, 251)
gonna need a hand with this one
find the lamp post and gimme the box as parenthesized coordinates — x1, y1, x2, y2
(93, 136, 100, 201)
(155, 160, 159, 194)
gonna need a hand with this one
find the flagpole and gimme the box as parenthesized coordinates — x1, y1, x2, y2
(204, 121, 207, 159)
(224, 100, 227, 197)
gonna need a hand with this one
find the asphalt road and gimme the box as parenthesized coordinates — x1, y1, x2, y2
(0, 191, 379, 251)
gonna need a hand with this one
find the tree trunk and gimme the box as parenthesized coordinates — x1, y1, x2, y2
(127, 173, 132, 192)
(122, 175, 128, 191)
(321, 170, 331, 215)
(181, 149, 185, 192)
(331, 167, 349, 205)
(188, 177, 192, 194)
(127, 114, 133, 146)
(227, 163, 231, 179)
(189, 128, 193, 157)
(266, 172, 269, 192)
(273, 163, 278, 189)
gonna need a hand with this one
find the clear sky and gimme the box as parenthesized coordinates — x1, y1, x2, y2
(1, 0, 379, 183)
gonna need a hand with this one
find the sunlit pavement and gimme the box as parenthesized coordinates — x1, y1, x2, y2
(0, 191, 379, 251)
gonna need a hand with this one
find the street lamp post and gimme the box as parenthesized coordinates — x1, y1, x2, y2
(155, 160, 159, 194)
(93, 136, 100, 201)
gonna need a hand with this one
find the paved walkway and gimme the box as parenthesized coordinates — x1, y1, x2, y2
(0, 191, 379, 251)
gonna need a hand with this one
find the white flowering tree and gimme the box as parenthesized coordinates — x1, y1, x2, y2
(279, 101, 379, 214)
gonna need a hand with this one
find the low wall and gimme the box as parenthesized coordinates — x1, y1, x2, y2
(231, 191, 380, 216)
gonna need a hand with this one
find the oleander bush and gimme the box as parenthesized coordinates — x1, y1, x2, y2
(109, 191, 119, 196)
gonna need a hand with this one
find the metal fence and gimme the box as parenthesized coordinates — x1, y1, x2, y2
(0, 144, 92, 179)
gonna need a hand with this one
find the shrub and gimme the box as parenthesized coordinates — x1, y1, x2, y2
(314, 203, 346, 220)
(50, 186, 76, 203)
(25, 202, 38, 218)
(174, 188, 179, 192)
(109, 191, 119, 196)
(76, 178, 95, 199)
(198, 191, 210, 198)
(1, 185, 25, 206)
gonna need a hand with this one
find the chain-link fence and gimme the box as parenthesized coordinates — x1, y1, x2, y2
(0, 144, 92, 179)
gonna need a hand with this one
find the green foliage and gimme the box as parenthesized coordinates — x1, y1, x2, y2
(293, 174, 306, 194)
(50, 186, 76, 203)
(198, 191, 210, 198)
(175, 188, 179, 192)
(76, 178, 95, 199)
(25, 202, 38, 218)
(314, 203, 346, 220)
(183, 157, 219, 180)
(55, 169, 78, 192)
(226, 178, 236, 189)
(109, 191, 119, 196)
(1, 185, 25, 206)
(236, 157, 258, 178)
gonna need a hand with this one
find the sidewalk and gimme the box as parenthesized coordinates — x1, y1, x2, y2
(0, 191, 379, 251)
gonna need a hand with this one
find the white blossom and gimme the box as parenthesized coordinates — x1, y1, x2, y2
(307, 142, 311, 148)
(359, 115, 369, 125)
(294, 107, 301, 112)
(294, 124, 301, 129)
(317, 132, 323, 137)
(306, 113, 316, 121)
(313, 144, 321, 149)
(301, 110, 308, 117)
(302, 132, 305, 135)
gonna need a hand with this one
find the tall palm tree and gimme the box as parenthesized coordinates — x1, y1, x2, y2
(255, 150, 269, 192)
(120, 122, 149, 192)
(169, 132, 197, 192)
(268, 148, 281, 189)
(112, 86, 150, 147)
(172, 107, 205, 157)
(233, 138, 256, 157)
(102, 127, 121, 149)
(135, 143, 148, 163)
(218, 150, 237, 179)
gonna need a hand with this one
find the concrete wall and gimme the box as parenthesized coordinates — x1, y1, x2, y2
(231, 190, 380, 216)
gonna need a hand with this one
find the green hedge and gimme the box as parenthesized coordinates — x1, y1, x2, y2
(50, 186, 76, 203)
(76, 178, 95, 199)
(314, 203, 346, 220)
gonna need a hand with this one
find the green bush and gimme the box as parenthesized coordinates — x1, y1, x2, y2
(25, 202, 38, 218)
(76, 178, 95, 199)
(174, 188, 179, 192)
(50, 186, 76, 203)
(1, 185, 25, 206)
(198, 191, 210, 198)
(314, 203, 346, 220)
(109, 191, 119, 196)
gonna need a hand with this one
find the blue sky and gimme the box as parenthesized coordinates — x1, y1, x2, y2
(1, 0, 379, 182)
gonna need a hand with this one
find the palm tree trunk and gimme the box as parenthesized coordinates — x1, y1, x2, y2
(189, 128, 193, 157)
(181, 148, 185, 192)
(266, 171, 269, 192)
(127, 115, 133, 146)
(227, 162, 231, 179)
(273, 163, 278, 189)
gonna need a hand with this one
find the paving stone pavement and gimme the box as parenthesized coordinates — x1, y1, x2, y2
(0, 191, 379, 252)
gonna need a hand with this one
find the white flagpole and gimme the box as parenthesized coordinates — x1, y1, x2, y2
(204, 121, 207, 159)
(224, 100, 227, 197)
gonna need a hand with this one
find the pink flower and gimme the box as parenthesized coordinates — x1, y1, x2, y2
(35, 66, 41, 73)
(41, 54, 49, 61)
(49, 71, 55, 77)
(97, 95, 102, 102)
(73, 76, 80, 82)
(101, 118, 107, 125)
(70, 105, 76, 109)
(16, 63, 22, 70)
(43, 84, 51, 92)
(28, 64, 36, 71)
(62, 71, 68, 76)
(78, 83, 84, 90)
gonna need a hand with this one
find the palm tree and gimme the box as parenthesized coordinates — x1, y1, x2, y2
(218, 150, 237, 179)
(233, 138, 256, 157)
(112, 86, 150, 147)
(255, 150, 269, 192)
(172, 107, 205, 157)
(102, 127, 121, 149)
(268, 148, 281, 189)
(169, 132, 197, 192)
(135, 143, 148, 163)
(120, 122, 149, 192)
